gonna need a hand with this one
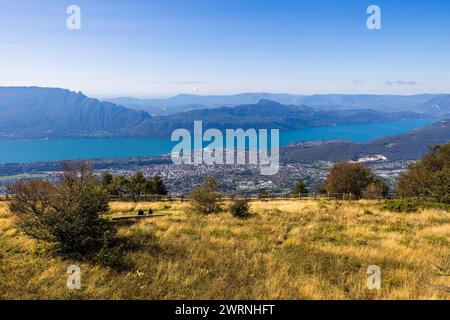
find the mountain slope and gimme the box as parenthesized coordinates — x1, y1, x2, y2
(282, 119, 450, 163)
(0, 87, 433, 139)
(107, 93, 450, 115)
(0, 87, 150, 139)
(419, 94, 450, 113)
(128, 99, 427, 137)
(106, 93, 306, 115)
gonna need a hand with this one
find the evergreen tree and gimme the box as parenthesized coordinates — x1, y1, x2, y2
(129, 171, 147, 195)
(147, 175, 168, 195)
(100, 172, 113, 189)
(293, 180, 308, 195)
(110, 175, 130, 195)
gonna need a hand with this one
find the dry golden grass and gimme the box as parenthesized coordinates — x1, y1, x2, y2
(0, 199, 449, 300)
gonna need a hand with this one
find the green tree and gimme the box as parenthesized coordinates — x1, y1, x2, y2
(7, 161, 115, 256)
(396, 144, 450, 203)
(293, 180, 308, 195)
(324, 162, 377, 199)
(363, 180, 389, 199)
(315, 184, 327, 195)
(101, 172, 113, 189)
(129, 171, 147, 196)
(109, 175, 130, 195)
(146, 175, 168, 195)
(189, 177, 222, 215)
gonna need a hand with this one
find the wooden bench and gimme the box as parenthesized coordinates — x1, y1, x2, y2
(111, 214, 166, 221)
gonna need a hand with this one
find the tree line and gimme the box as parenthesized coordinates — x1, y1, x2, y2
(100, 172, 168, 197)
(304, 143, 449, 203)
(274, 144, 450, 202)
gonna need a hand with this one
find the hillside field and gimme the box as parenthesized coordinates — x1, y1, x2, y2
(0, 199, 449, 300)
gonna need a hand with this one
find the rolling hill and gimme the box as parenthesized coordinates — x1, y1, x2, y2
(282, 119, 450, 163)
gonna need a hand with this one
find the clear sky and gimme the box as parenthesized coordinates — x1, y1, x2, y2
(1, 0, 449, 97)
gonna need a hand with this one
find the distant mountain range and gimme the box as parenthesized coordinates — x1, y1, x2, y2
(282, 119, 450, 163)
(0, 87, 148, 139)
(128, 99, 429, 137)
(0, 87, 435, 139)
(106, 93, 450, 115)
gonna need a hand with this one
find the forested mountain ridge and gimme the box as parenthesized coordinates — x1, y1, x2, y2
(0, 87, 437, 139)
(282, 119, 450, 163)
(0, 87, 150, 139)
(107, 93, 450, 115)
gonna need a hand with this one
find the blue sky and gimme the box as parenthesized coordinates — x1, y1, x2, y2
(1, 0, 449, 97)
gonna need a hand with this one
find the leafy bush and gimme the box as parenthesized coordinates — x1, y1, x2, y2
(189, 177, 222, 215)
(342, 193, 357, 200)
(363, 180, 389, 199)
(324, 162, 379, 199)
(229, 199, 250, 218)
(8, 161, 117, 257)
(258, 191, 271, 200)
(381, 199, 419, 213)
(382, 199, 450, 213)
(396, 144, 450, 203)
(293, 181, 308, 195)
(421, 202, 450, 212)
(314, 185, 327, 195)
(94, 237, 125, 269)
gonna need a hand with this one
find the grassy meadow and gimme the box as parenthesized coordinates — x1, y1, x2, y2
(0, 199, 449, 300)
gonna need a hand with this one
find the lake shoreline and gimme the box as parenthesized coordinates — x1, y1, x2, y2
(0, 119, 439, 164)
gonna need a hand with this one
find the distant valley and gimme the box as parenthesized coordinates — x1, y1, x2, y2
(2, 120, 449, 195)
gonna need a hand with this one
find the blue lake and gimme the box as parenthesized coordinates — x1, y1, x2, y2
(0, 119, 437, 164)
